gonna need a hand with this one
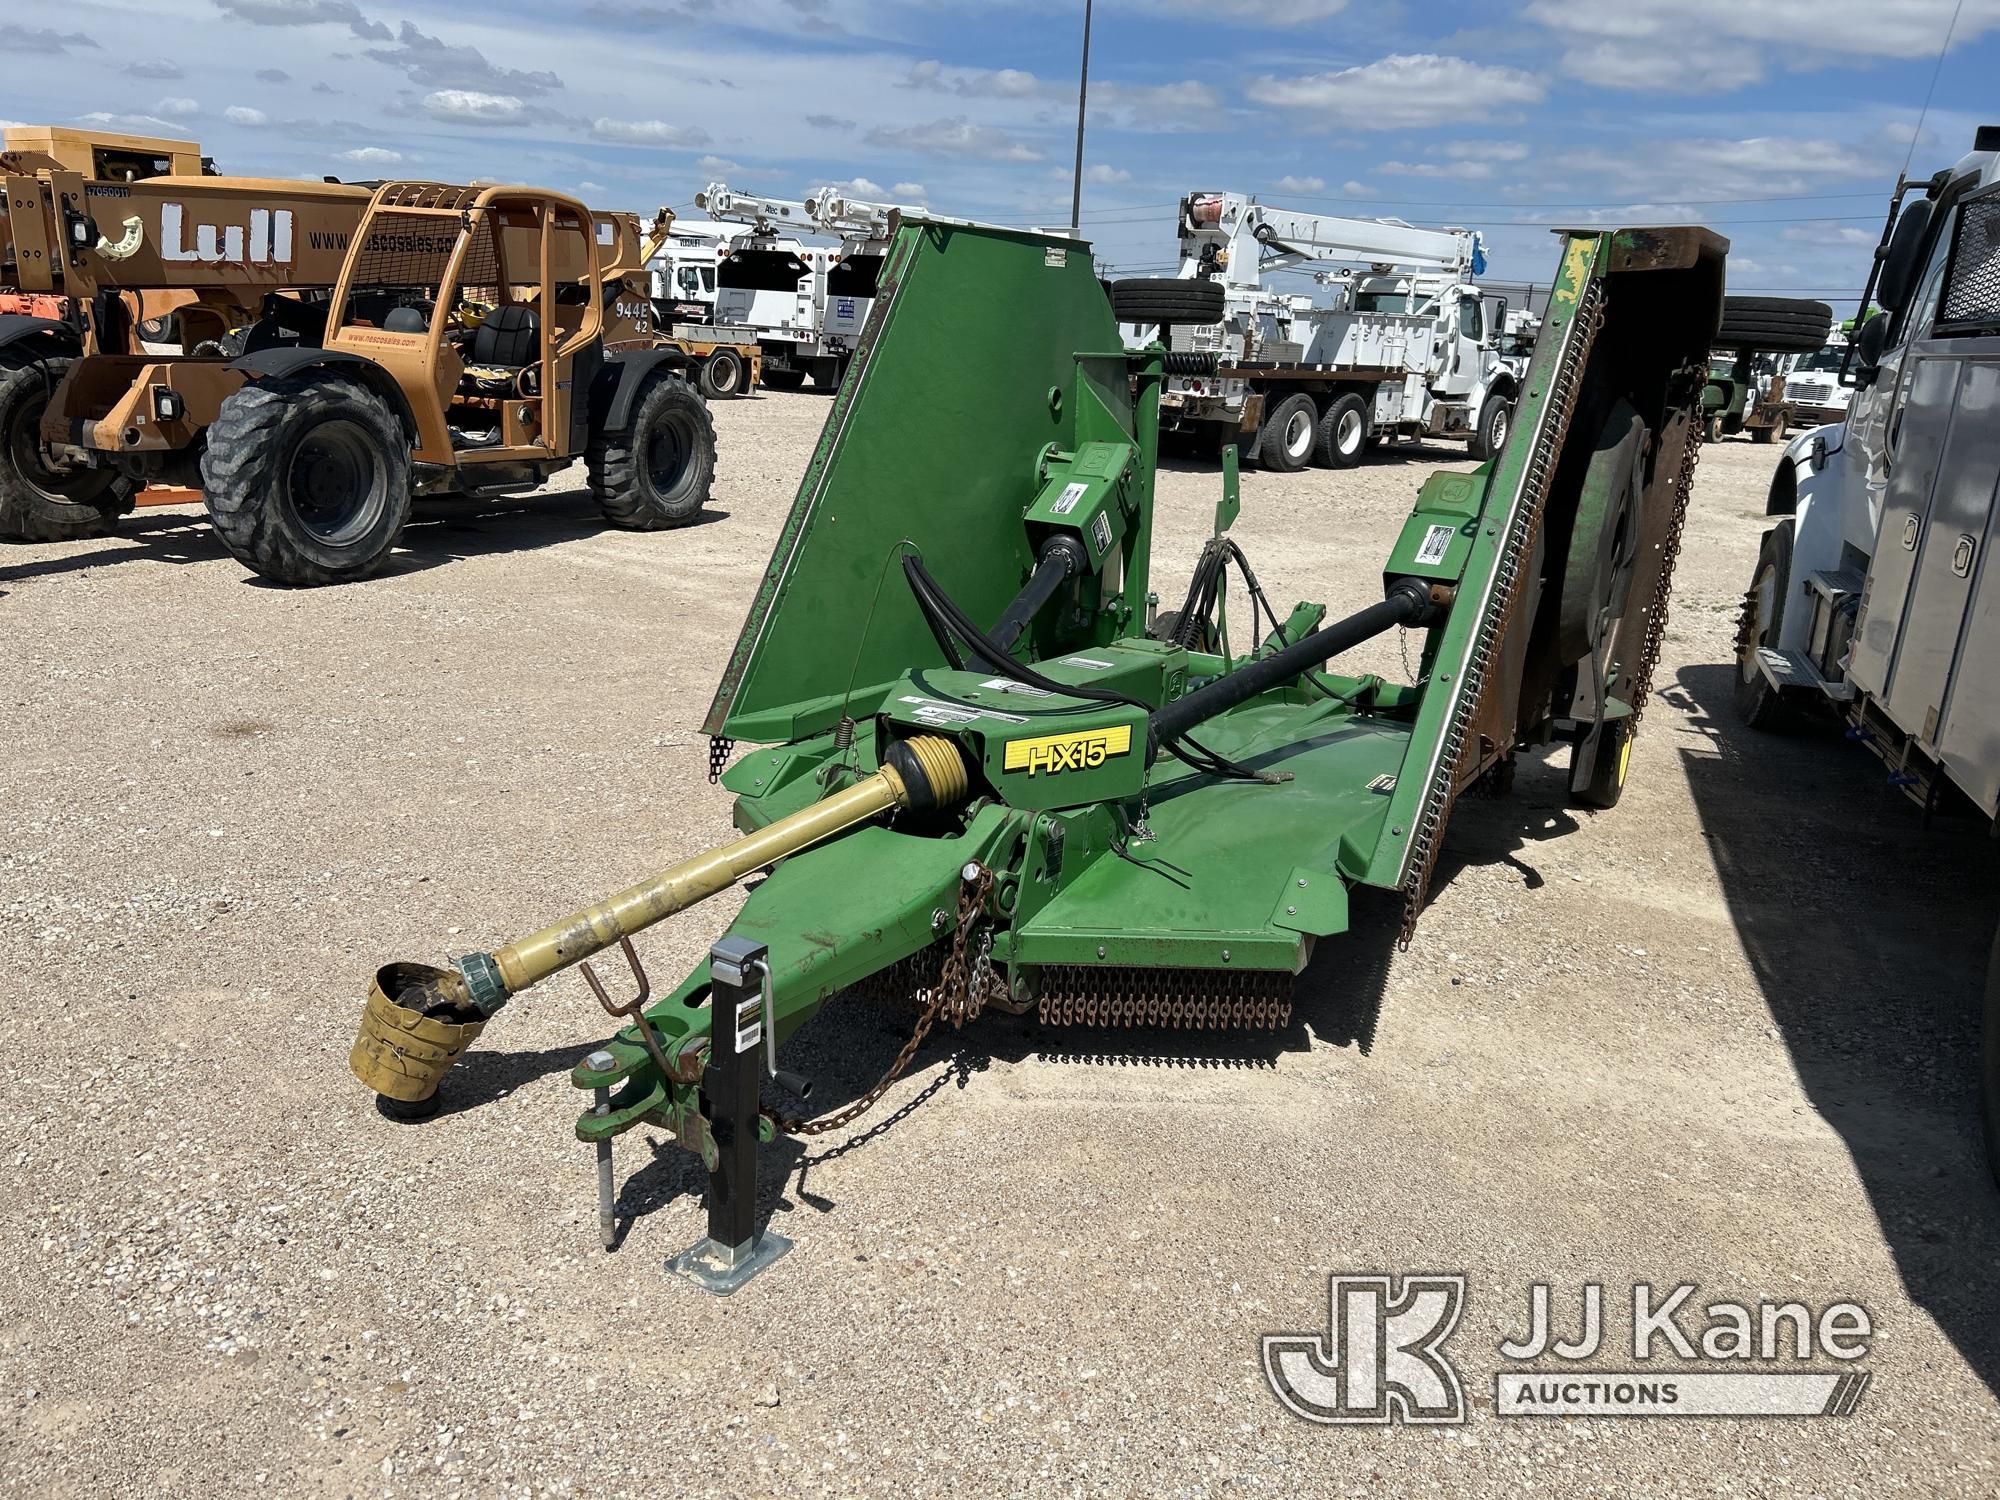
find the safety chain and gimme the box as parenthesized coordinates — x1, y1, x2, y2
(707, 734, 735, 785)
(1398, 277, 1606, 948)
(1626, 385, 1705, 735)
(776, 862, 998, 1137)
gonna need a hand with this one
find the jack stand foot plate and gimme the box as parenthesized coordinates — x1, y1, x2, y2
(666, 1231, 793, 1295)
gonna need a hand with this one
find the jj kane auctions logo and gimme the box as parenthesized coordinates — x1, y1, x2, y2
(1264, 1275, 1873, 1424)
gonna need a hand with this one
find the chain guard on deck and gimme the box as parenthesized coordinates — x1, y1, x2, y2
(1036, 966, 1294, 1029)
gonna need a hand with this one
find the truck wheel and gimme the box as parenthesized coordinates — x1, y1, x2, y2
(1468, 396, 1513, 461)
(761, 369, 806, 392)
(1569, 716, 1632, 810)
(1314, 393, 1369, 469)
(1734, 519, 1804, 731)
(1704, 414, 1722, 443)
(201, 374, 412, 586)
(698, 348, 745, 399)
(0, 356, 132, 542)
(1752, 420, 1782, 444)
(1983, 922, 2000, 1189)
(589, 374, 716, 530)
(1110, 278, 1226, 327)
(1257, 393, 1317, 473)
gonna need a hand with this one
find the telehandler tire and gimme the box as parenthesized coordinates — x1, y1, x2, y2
(699, 348, 746, 398)
(1314, 393, 1369, 469)
(0, 355, 132, 543)
(201, 373, 413, 586)
(588, 374, 715, 531)
(1256, 392, 1317, 472)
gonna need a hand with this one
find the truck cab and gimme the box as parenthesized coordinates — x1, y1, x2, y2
(1746, 126, 2000, 817)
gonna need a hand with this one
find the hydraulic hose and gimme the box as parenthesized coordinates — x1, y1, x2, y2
(990, 536, 1088, 654)
(1148, 578, 1439, 750)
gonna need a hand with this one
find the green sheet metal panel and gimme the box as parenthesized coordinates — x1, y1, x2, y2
(703, 221, 1133, 743)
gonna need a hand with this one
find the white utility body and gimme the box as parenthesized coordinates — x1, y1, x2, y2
(694, 183, 920, 390)
(1738, 123, 2000, 1173)
(1131, 191, 1524, 471)
(646, 216, 738, 324)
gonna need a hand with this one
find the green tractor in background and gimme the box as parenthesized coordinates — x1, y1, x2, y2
(1702, 295, 1834, 443)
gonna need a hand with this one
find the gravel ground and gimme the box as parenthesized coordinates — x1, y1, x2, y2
(3, 391, 1998, 1498)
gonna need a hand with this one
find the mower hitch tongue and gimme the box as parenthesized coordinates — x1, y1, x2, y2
(349, 216, 1725, 1290)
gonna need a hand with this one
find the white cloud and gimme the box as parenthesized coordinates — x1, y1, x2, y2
(1784, 224, 1877, 246)
(891, 182, 927, 200)
(579, 180, 607, 194)
(864, 116, 1044, 162)
(591, 117, 711, 148)
(1273, 174, 1326, 193)
(829, 176, 887, 198)
(127, 60, 183, 79)
(1154, 0, 1348, 22)
(213, 0, 389, 40)
(904, 60, 1045, 99)
(365, 21, 563, 97)
(696, 155, 745, 177)
(1248, 54, 1545, 130)
(1561, 134, 1881, 205)
(154, 97, 202, 119)
(1083, 163, 1131, 185)
(1379, 159, 1497, 181)
(77, 112, 188, 133)
(1341, 180, 1372, 196)
(1440, 140, 1529, 162)
(224, 106, 270, 126)
(335, 146, 405, 165)
(1524, 0, 2000, 92)
(425, 90, 529, 126)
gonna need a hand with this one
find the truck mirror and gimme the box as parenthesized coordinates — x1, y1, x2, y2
(1850, 311, 1889, 387)
(1876, 199, 1934, 313)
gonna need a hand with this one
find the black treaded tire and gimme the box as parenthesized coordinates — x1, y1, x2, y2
(1111, 277, 1227, 327)
(200, 373, 413, 586)
(0, 354, 133, 542)
(1569, 716, 1633, 810)
(698, 348, 746, 399)
(1256, 392, 1317, 473)
(1468, 394, 1514, 462)
(1982, 921, 2000, 1190)
(1715, 296, 1833, 354)
(1735, 519, 1804, 731)
(588, 373, 716, 530)
(1314, 392, 1369, 469)
(761, 368, 807, 391)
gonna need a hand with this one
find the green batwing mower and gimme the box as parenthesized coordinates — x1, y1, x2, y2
(351, 217, 1725, 1290)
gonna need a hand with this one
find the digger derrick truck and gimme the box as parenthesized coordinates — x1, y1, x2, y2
(694, 182, 962, 392)
(628, 207, 761, 399)
(1732, 125, 2000, 1178)
(195, 181, 716, 584)
(0, 156, 374, 540)
(1126, 192, 1518, 473)
(348, 213, 1724, 1285)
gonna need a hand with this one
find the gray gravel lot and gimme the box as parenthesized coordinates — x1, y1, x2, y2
(3, 391, 1998, 1497)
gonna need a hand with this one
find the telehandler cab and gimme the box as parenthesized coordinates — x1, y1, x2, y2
(200, 182, 715, 584)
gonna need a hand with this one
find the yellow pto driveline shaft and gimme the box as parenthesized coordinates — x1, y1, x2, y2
(487, 733, 968, 997)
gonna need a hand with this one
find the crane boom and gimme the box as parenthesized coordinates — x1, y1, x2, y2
(1180, 191, 1479, 288)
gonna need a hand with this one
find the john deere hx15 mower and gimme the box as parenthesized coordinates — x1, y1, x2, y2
(350, 215, 1724, 1289)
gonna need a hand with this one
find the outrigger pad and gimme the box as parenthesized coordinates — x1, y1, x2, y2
(703, 222, 1136, 744)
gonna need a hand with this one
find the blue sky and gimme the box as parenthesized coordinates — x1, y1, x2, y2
(6, 0, 1998, 307)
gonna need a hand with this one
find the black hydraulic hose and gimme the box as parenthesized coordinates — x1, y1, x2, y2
(990, 536, 1088, 654)
(1148, 578, 1438, 751)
